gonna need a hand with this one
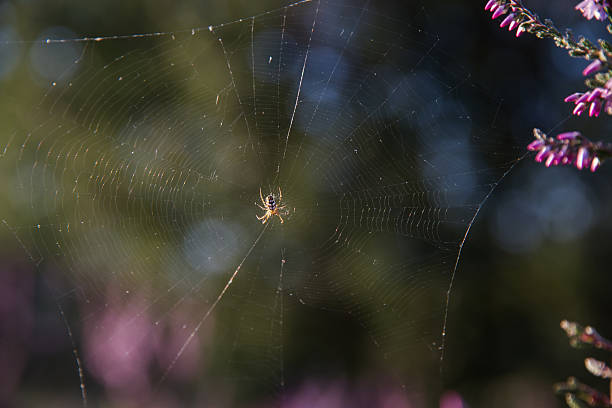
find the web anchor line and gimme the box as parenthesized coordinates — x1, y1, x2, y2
(438, 154, 526, 373)
(157, 223, 270, 385)
(58, 304, 88, 408)
(284, 0, 371, 186)
(274, 0, 321, 186)
(0, 1, 314, 45)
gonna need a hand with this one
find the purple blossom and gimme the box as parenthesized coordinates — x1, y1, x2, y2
(564, 93, 582, 103)
(573, 102, 588, 115)
(587, 88, 604, 101)
(576, 146, 589, 169)
(534, 145, 551, 162)
(589, 98, 603, 116)
(582, 59, 603, 76)
(500, 13, 516, 28)
(527, 128, 606, 172)
(575, 0, 610, 21)
(565, 79, 612, 117)
(527, 139, 545, 150)
(492, 5, 507, 19)
(485, 1, 526, 35)
(556, 131, 581, 140)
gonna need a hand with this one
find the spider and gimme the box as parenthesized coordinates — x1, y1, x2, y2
(256, 187, 286, 224)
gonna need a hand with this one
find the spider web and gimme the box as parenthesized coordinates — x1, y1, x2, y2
(0, 0, 521, 405)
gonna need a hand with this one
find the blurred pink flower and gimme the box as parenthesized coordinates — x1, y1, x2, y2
(274, 376, 419, 408)
(282, 380, 345, 408)
(83, 293, 159, 396)
(575, 0, 609, 21)
(582, 59, 603, 76)
(82, 287, 211, 405)
(440, 390, 464, 408)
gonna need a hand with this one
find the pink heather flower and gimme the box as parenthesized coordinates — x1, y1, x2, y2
(492, 5, 507, 19)
(516, 25, 526, 37)
(554, 144, 569, 164)
(587, 88, 604, 102)
(535, 146, 550, 162)
(527, 139, 545, 150)
(576, 93, 591, 104)
(500, 13, 516, 27)
(564, 93, 582, 102)
(576, 147, 588, 169)
(589, 99, 603, 116)
(573, 102, 588, 115)
(582, 59, 603, 76)
(557, 131, 581, 140)
(485, 1, 525, 36)
(575, 0, 609, 21)
(566, 80, 612, 117)
(527, 128, 606, 172)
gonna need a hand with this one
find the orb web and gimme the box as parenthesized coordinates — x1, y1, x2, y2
(0, 0, 521, 405)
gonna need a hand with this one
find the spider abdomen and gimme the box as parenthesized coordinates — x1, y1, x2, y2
(267, 196, 276, 210)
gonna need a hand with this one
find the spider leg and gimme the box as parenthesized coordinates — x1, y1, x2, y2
(278, 187, 282, 202)
(256, 203, 267, 211)
(276, 213, 284, 224)
(259, 188, 267, 207)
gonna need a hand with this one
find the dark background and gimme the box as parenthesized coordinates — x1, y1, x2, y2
(1, 0, 611, 407)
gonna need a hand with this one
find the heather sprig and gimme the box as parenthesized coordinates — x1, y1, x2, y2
(555, 321, 612, 408)
(527, 128, 612, 171)
(564, 77, 612, 117)
(554, 377, 611, 408)
(560, 320, 612, 352)
(485, 0, 612, 61)
(576, 0, 610, 22)
(485, 1, 612, 172)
